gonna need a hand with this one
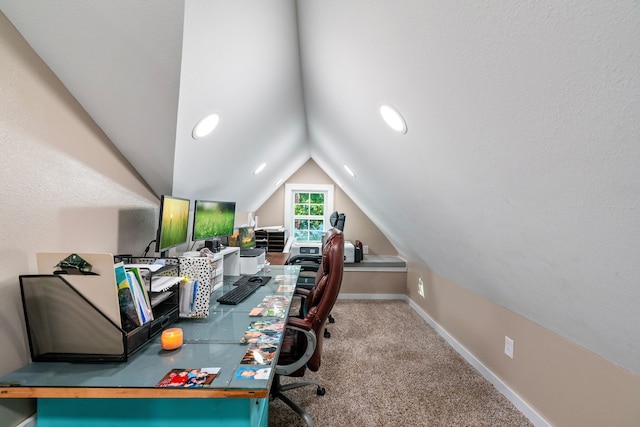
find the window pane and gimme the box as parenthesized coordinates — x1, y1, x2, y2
(294, 204, 309, 215)
(289, 187, 331, 242)
(298, 193, 310, 203)
(310, 220, 323, 230)
(310, 193, 324, 204)
(309, 230, 323, 241)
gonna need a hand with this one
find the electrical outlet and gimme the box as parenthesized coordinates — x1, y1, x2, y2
(363, 245, 369, 255)
(418, 277, 425, 298)
(504, 336, 514, 359)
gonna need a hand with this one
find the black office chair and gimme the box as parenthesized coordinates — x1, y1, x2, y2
(271, 227, 344, 427)
(329, 211, 346, 231)
(286, 254, 323, 290)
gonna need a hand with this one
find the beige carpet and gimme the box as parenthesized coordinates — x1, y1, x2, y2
(269, 299, 533, 427)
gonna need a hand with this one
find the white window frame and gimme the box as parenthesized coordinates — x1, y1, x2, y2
(284, 183, 334, 243)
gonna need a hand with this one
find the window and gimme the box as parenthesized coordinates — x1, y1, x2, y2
(284, 184, 334, 242)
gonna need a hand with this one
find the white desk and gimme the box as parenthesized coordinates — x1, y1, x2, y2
(240, 251, 266, 275)
(217, 246, 240, 276)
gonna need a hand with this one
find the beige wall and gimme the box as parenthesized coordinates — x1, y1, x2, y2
(255, 158, 397, 256)
(0, 13, 159, 427)
(341, 270, 406, 295)
(406, 258, 640, 426)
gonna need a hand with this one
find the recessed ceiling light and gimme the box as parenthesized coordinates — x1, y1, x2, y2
(192, 113, 220, 139)
(343, 164, 356, 178)
(379, 103, 407, 134)
(254, 163, 267, 175)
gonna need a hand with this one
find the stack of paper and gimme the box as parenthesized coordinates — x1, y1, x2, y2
(179, 280, 199, 316)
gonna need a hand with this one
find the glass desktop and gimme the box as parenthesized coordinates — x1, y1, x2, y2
(0, 265, 300, 394)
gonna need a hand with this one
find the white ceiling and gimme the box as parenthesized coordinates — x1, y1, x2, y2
(2, 1, 639, 375)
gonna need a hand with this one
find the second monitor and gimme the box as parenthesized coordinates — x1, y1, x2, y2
(192, 200, 236, 251)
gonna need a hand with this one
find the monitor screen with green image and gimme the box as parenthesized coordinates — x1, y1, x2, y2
(192, 200, 236, 241)
(155, 195, 191, 256)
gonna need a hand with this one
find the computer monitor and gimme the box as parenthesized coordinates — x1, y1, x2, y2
(155, 195, 190, 257)
(191, 200, 236, 246)
(239, 226, 256, 249)
(228, 226, 256, 249)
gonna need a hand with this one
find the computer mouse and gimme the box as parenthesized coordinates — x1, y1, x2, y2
(248, 276, 263, 283)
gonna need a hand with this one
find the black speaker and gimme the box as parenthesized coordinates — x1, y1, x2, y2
(205, 239, 221, 252)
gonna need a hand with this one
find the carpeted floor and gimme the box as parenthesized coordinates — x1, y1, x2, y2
(269, 299, 533, 427)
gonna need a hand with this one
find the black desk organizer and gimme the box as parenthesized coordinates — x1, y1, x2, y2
(114, 256, 182, 338)
(20, 254, 181, 363)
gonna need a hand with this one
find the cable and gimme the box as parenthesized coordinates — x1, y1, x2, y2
(142, 239, 155, 257)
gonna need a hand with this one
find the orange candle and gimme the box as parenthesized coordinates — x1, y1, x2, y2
(161, 327, 183, 350)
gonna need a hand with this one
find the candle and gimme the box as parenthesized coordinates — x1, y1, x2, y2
(161, 327, 183, 350)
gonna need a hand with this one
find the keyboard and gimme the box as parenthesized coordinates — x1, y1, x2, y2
(217, 281, 262, 305)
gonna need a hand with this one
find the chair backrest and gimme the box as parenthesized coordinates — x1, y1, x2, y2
(303, 227, 344, 371)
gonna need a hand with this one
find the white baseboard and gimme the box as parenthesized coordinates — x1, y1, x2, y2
(404, 297, 551, 427)
(337, 294, 549, 426)
(338, 293, 406, 300)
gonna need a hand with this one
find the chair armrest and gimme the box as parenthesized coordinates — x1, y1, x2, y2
(294, 288, 310, 297)
(286, 316, 312, 330)
(289, 289, 310, 319)
(275, 319, 317, 376)
(292, 286, 311, 305)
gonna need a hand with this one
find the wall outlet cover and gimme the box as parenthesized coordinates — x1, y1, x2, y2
(504, 336, 514, 359)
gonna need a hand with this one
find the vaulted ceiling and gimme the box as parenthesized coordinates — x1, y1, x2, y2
(2, 1, 639, 375)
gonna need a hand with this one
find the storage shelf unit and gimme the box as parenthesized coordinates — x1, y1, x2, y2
(115, 256, 181, 326)
(255, 229, 287, 252)
(179, 254, 224, 292)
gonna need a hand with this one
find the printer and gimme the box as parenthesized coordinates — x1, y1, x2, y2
(343, 241, 356, 263)
(289, 240, 358, 263)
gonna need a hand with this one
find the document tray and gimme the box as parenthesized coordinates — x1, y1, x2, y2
(19, 275, 150, 362)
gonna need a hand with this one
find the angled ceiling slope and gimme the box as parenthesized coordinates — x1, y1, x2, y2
(0, 0, 185, 197)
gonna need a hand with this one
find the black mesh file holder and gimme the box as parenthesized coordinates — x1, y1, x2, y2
(19, 275, 150, 362)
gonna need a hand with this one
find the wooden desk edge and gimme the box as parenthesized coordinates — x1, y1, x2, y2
(0, 386, 269, 399)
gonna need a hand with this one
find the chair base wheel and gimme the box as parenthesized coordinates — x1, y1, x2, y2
(316, 386, 326, 396)
(324, 329, 331, 338)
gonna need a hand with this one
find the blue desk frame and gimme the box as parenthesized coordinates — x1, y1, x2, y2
(0, 265, 300, 427)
